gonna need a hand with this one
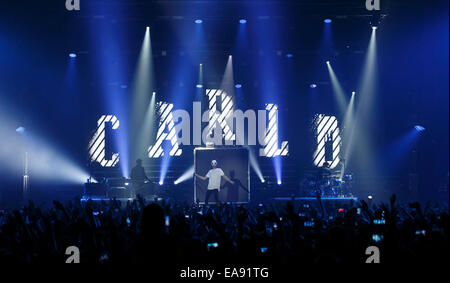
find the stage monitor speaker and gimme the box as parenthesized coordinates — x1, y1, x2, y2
(194, 147, 250, 204)
(108, 187, 132, 199)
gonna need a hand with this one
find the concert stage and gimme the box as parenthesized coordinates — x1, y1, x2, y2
(0, 0, 446, 207)
(0, 0, 448, 269)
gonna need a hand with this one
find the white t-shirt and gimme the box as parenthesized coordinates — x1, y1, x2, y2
(206, 168, 224, 190)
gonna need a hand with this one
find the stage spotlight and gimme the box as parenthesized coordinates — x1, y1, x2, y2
(369, 12, 381, 31)
(195, 19, 202, 24)
(368, 195, 373, 200)
(69, 53, 76, 58)
(381, 127, 424, 175)
(146, 26, 150, 30)
(20, 136, 90, 184)
(248, 147, 264, 184)
(340, 93, 356, 179)
(124, 182, 129, 186)
(327, 61, 348, 115)
(310, 83, 317, 89)
(414, 125, 425, 132)
(261, 179, 265, 183)
(174, 165, 194, 185)
(344, 25, 378, 177)
(324, 18, 332, 24)
(16, 126, 26, 134)
(131, 24, 154, 175)
(159, 180, 163, 185)
(326, 60, 330, 64)
(239, 19, 247, 24)
(235, 84, 242, 88)
(273, 154, 282, 188)
(219, 54, 235, 109)
(286, 53, 293, 58)
(196, 84, 203, 88)
(2, 100, 91, 184)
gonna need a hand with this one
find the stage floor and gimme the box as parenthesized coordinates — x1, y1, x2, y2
(80, 196, 359, 203)
(273, 197, 358, 201)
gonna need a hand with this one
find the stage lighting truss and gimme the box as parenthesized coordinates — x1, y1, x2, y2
(88, 115, 120, 167)
(311, 114, 341, 169)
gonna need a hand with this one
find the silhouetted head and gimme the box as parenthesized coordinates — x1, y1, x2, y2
(136, 159, 142, 166)
(141, 203, 165, 235)
(229, 170, 235, 178)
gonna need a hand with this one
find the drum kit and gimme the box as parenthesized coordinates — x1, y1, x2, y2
(301, 171, 354, 198)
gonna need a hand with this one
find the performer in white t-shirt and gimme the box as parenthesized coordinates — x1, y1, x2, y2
(194, 160, 234, 205)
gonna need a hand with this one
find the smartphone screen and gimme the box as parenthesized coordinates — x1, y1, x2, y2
(372, 234, 383, 242)
(304, 221, 314, 227)
(415, 230, 426, 236)
(165, 216, 170, 226)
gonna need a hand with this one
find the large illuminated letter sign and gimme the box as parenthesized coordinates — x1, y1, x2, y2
(206, 89, 235, 145)
(88, 115, 119, 167)
(148, 102, 183, 158)
(259, 104, 288, 157)
(312, 114, 341, 169)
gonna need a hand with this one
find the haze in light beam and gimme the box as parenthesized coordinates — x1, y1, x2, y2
(345, 29, 378, 175)
(131, 27, 155, 162)
(340, 92, 355, 179)
(327, 63, 348, 116)
(220, 56, 235, 97)
(174, 165, 195, 185)
(248, 147, 264, 182)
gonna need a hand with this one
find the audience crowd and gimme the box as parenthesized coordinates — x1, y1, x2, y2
(0, 194, 448, 265)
